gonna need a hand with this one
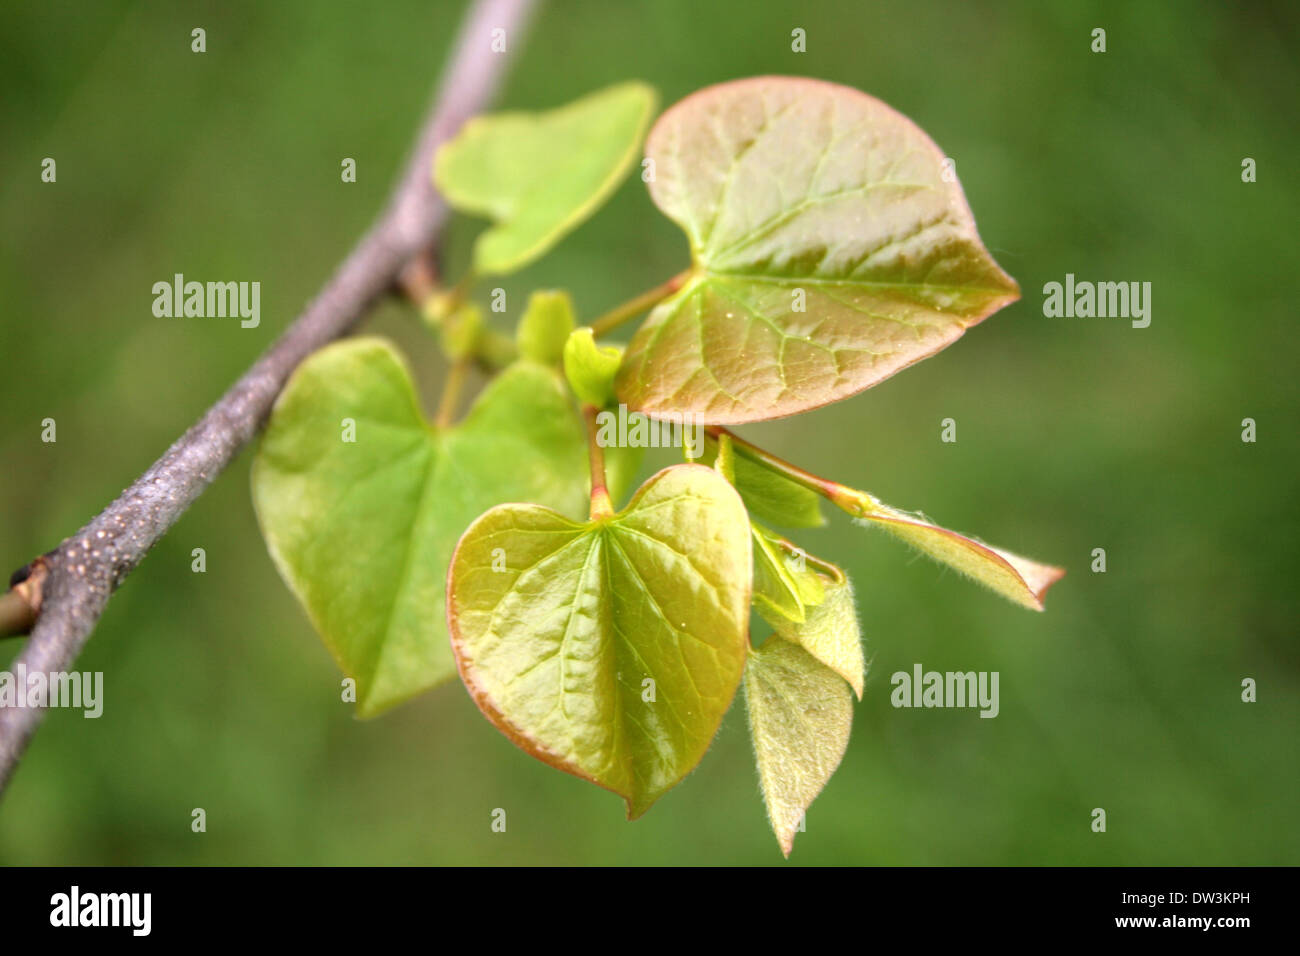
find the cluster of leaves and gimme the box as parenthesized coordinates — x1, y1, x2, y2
(252, 77, 1063, 855)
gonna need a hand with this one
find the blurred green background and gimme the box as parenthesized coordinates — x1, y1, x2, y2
(1, 0, 1296, 865)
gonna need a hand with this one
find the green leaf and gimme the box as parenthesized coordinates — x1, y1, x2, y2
(516, 290, 576, 365)
(447, 464, 752, 818)
(563, 327, 622, 408)
(434, 82, 658, 276)
(759, 564, 863, 699)
(617, 76, 1020, 423)
(750, 523, 825, 623)
(251, 338, 605, 718)
(744, 638, 854, 857)
(846, 491, 1065, 611)
(702, 432, 823, 528)
(752, 525, 804, 622)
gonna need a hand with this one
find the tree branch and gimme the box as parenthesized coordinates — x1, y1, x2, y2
(0, 0, 538, 795)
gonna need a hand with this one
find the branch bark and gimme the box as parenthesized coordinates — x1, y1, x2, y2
(0, 0, 538, 795)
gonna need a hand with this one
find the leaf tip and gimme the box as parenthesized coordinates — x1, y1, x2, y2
(1027, 562, 1067, 611)
(624, 793, 658, 822)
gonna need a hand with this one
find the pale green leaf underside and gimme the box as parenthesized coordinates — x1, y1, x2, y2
(618, 76, 1020, 423)
(855, 494, 1065, 611)
(251, 338, 612, 718)
(744, 638, 853, 856)
(760, 571, 864, 699)
(434, 81, 658, 275)
(448, 465, 751, 818)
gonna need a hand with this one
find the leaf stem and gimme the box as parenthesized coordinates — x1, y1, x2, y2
(415, 270, 475, 333)
(396, 246, 440, 305)
(589, 269, 694, 338)
(408, 269, 518, 375)
(713, 430, 735, 483)
(583, 404, 614, 520)
(435, 357, 471, 429)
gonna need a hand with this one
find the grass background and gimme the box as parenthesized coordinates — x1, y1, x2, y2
(0, 0, 1295, 864)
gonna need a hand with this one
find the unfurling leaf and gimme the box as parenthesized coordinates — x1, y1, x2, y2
(434, 82, 658, 275)
(744, 638, 853, 857)
(845, 490, 1064, 611)
(617, 76, 1019, 423)
(251, 338, 629, 718)
(517, 290, 576, 365)
(750, 523, 825, 623)
(447, 465, 751, 818)
(563, 327, 622, 407)
(759, 563, 864, 699)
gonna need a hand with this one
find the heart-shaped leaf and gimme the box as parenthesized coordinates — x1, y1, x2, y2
(759, 563, 864, 699)
(447, 464, 752, 818)
(744, 638, 854, 856)
(434, 82, 658, 276)
(617, 76, 1019, 423)
(844, 490, 1064, 611)
(252, 338, 627, 718)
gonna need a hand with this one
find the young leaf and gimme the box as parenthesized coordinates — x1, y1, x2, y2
(516, 290, 576, 365)
(702, 431, 823, 528)
(434, 82, 658, 275)
(447, 465, 752, 818)
(744, 638, 853, 857)
(759, 565, 864, 699)
(750, 523, 826, 623)
(617, 76, 1020, 423)
(251, 338, 611, 718)
(846, 491, 1064, 611)
(751, 525, 807, 622)
(563, 327, 622, 408)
